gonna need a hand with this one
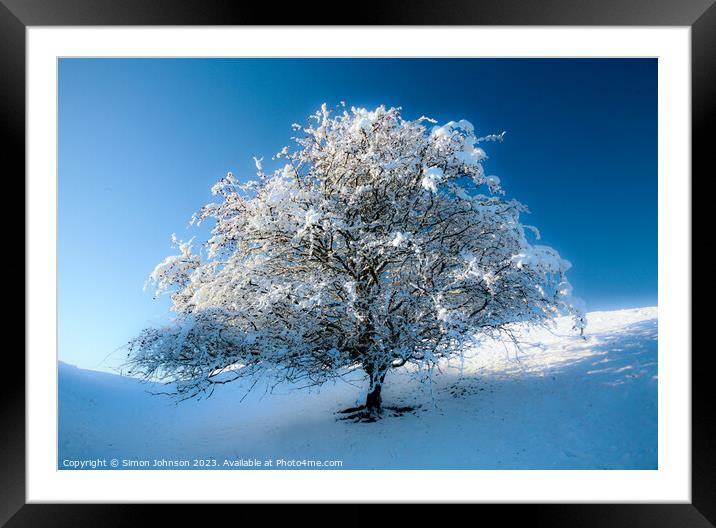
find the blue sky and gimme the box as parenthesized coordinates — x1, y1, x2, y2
(58, 58, 657, 371)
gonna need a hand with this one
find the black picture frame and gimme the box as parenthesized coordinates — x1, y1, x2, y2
(4, 0, 708, 525)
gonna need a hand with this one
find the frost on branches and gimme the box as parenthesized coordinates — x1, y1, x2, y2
(127, 104, 585, 421)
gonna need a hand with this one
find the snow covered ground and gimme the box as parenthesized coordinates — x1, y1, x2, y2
(58, 307, 657, 470)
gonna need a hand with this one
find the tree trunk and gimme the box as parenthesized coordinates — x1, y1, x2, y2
(365, 370, 386, 414)
(365, 382, 383, 413)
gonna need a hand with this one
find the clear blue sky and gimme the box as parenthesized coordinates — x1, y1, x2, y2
(58, 58, 657, 371)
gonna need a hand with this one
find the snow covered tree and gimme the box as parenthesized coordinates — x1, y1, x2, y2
(127, 104, 584, 421)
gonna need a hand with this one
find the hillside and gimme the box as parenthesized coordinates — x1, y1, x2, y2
(59, 307, 657, 470)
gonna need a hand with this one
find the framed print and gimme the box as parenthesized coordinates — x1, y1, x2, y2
(5, 0, 710, 525)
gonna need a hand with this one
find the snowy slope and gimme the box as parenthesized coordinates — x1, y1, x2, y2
(58, 307, 657, 470)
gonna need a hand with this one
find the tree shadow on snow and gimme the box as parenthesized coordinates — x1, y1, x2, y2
(442, 318, 658, 397)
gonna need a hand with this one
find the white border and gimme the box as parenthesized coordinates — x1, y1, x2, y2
(27, 27, 691, 503)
